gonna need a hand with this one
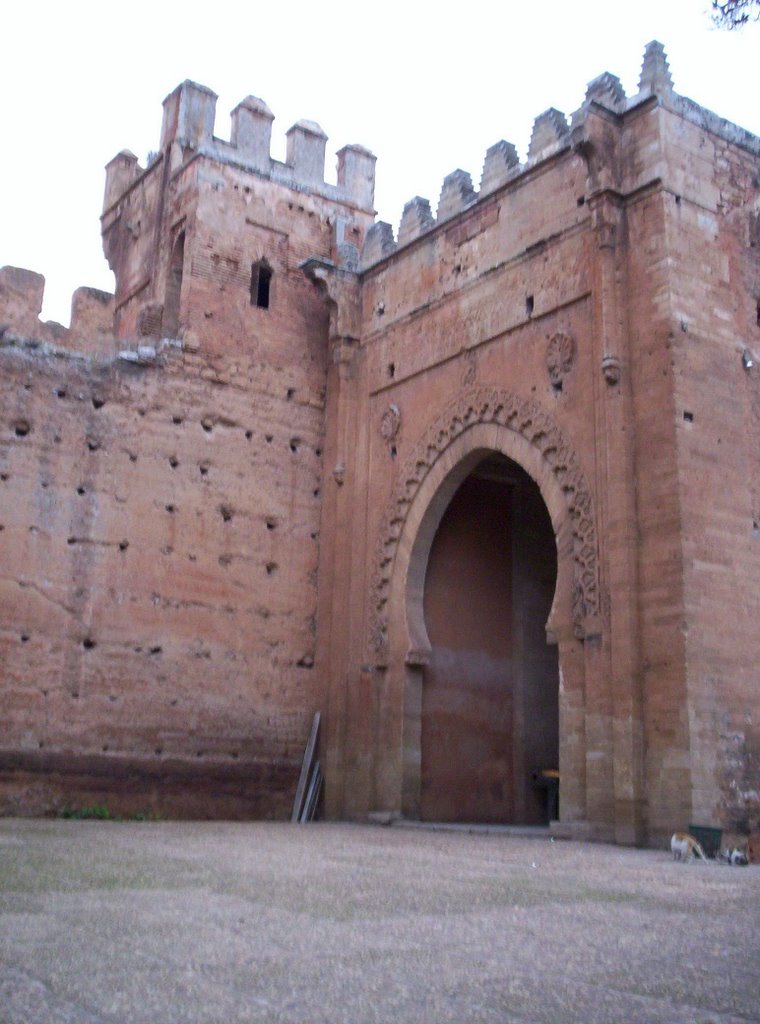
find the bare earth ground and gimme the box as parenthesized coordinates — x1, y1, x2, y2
(0, 820, 758, 1024)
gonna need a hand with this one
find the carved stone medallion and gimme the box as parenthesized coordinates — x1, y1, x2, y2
(380, 404, 401, 443)
(546, 332, 575, 389)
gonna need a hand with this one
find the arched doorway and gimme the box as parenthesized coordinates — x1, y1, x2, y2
(368, 391, 599, 830)
(420, 454, 559, 824)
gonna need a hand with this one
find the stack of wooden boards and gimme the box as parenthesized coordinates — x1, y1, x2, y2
(291, 712, 322, 823)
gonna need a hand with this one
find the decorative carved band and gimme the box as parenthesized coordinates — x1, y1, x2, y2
(367, 385, 600, 658)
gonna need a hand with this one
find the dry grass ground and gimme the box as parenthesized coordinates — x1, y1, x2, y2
(1, 819, 758, 1024)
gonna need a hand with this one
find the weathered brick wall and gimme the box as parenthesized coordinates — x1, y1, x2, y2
(661, 107, 760, 834)
(0, 80, 375, 819)
(317, 55, 760, 843)
(0, 336, 324, 817)
(2, 53, 757, 841)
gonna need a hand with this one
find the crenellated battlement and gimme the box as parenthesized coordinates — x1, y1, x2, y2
(104, 79, 376, 217)
(0, 266, 114, 354)
(359, 40, 760, 271)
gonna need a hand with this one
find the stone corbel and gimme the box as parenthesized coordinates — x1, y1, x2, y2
(570, 102, 622, 204)
(589, 194, 620, 251)
(300, 256, 361, 350)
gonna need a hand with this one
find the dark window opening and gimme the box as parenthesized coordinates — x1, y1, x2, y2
(251, 260, 272, 309)
(164, 231, 185, 337)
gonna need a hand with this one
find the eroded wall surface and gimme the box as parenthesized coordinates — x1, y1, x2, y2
(316, 49, 760, 843)
(1, 47, 758, 842)
(0, 80, 374, 818)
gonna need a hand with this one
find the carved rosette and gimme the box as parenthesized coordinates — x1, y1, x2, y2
(367, 385, 601, 659)
(546, 332, 575, 389)
(380, 404, 401, 444)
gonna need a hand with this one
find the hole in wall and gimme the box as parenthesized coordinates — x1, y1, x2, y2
(526, 295, 534, 317)
(199, 463, 209, 476)
(169, 456, 179, 469)
(577, 196, 585, 207)
(265, 434, 273, 443)
(387, 363, 395, 379)
(86, 438, 100, 452)
(201, 418, 214, 433)
(13, 420, 31, 438)
(266, 561, 277, 576)
(289, 438, 301, 453)
(245, 430, 253, 440)
(77, 485, 86, 496)
(82, 637, 96, 650)
(149, 645, 162, 656)
(286, 388, 295, 400)
(165, 504, 176, 514)
(683, 411, 694, 423)
(172, 415, 183, 425)
(1, 473, 8, 481)
(55, 388, 67, 399)
(21, 633, 29, 643)
(390, 444, 397, 458)
(92, 396, 105, 410)
(675, 194, 681, 206)
(119, 540, 129, 551)
(220, 505, 233, 522)
(265, 517, 276, 531)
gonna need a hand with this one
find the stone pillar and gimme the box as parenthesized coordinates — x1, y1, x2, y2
(588, 180, 646, 844)
(161, 80, 217, 150)
(230, 95, 274, 172)
(337, 144, 376, 211)
(286, 120, 327, 185)
(301, 258, 363, 817)
(104, 151, 139, 212)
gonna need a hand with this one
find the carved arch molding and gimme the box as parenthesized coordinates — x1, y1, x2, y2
(368, 385, 601, 657)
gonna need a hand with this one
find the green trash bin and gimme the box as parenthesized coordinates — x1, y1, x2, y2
(688, 824, 722, 858)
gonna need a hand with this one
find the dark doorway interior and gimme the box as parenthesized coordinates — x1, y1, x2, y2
(420, 455, 558, 824)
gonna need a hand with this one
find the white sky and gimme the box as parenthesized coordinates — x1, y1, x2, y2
(1, 0, 758, 326)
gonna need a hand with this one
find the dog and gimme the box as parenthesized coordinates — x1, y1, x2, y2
(720, 846, 749, 866)
(670, 832, 709, 862)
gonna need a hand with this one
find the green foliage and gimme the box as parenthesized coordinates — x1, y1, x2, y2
(60, 805, 161, 821)
(62, 804, 111, 819)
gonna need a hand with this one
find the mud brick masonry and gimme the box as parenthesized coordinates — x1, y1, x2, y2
(1, 43, 758, 845)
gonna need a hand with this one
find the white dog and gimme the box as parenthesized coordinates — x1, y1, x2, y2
(670, 832, 708, 862)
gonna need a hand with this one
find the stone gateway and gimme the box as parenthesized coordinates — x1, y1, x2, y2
(1, 43, 758, 845)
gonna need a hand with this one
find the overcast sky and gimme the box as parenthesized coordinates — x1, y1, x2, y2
(2, 0, 758, 325)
